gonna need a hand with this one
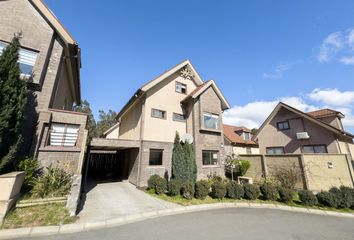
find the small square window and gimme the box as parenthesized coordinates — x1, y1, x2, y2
(203, 112, 219, 130)
(173, 113, 186, 122)
(202, 150, 218, 165)
(246, 147, 252, 154)
(277, 121, 290, 130)
(151, 108, 166, 119)
(243, 132, 251, 141)
(149, 149, 163, 165)
(176, 82, 187, 94)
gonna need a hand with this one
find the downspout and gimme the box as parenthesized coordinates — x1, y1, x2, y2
(136, 96, 146, 187)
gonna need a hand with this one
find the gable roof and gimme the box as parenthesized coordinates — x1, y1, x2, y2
(307, 108, 344, 119)
(223, 124, 258, 146)
(253, 102, 354, 141)
(181, 80, 230, 110)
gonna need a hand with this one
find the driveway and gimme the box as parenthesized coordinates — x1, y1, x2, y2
(77, 180, 178, 223)
(16, 208, 354, 240)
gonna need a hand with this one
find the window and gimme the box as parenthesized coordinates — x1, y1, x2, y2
(49, 123, 79, 147)
(243, 132, 251, 141)
(202, 150, 218, 165)
(277, 121, 290, 130)
(302, 145, 327, 154)
(151, 108, 166, 119)
(175, 82, 187, 94)
(173, 113, 186, 122)
(203, 112, 219, 130)
(266, 147, 285, 155)
(149, 149, 163, 165)
(246, 147, 252, 154)
(0, 41, 38, 78)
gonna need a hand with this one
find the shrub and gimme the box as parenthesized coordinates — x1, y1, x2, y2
(31, 166, 72, 198)
(260, 183, 278, 201)
(243, 184, 260, 200)
(329, 187, 343, 208)
(272, 164, 300, 189)
(339, 186, 354, 209)
(211, 181, 227, 199)
(181, 181, 195, 200)
(230, 160, 251, 176)
(155, 177, 167, 195)
(168, 179, 181, 196)
(209, 175, 223, 184)
(147, 174, 162, 190)
(14, 157, 41, 191)
(298, 190, 318, 206)
(316, 191, 338, 208)
(195, 180, 210, 200)
(278, 187, 294, 203)
(226, 181, 244, 199)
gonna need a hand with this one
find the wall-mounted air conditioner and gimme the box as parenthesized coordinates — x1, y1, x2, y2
(296, 132, 310, 140)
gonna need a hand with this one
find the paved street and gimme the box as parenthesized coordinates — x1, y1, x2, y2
(77, 181, 178, 222)
(17, 208, 354, 240)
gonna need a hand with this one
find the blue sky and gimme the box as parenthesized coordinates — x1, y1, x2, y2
(46, 0, 354, 132)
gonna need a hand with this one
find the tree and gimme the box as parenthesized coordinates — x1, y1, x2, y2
(74, 100, 96, 141)
(95, 109, 117, 137)
(183, 142, 197, 183)
(0, 34, 28, 174)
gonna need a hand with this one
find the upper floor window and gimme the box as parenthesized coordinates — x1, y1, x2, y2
(202, 150, 218, 165)
(175, 82, 187, 94)
(203, 112, 219, 130)
(49, 123, 79, 147)
(173, 113, 186, 122)
(151, 108, 166, 119)
(277, 121, 290, 130)
(243, 132, 251, 141)
(266, 147, 285, 155)
(149, 149, 163, 165)
(302, 145, 327, 154)
(0, 41, 38, 79)
(246, 147, 252, 154)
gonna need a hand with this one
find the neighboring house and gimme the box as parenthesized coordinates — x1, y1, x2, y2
(0, 0, 87, 174)
(223, 124, 259, 156)
(99, 60, 230, 186)
(253, 102, 354, 159)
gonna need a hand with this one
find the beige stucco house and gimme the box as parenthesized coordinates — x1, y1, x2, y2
(253, 102, 354, 159)
(98, 60, 230, 186)
(223, 124, 259, 156)
(0, 0, 87, 175)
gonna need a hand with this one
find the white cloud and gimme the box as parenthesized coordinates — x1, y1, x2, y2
(309, 88, 354, 106)
(223, 88, 354, 132)
(263, 61, 297, 80)
(317, 28, 354, 64)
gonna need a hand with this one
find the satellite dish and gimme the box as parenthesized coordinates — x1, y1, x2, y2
(181, 133, 194, 144)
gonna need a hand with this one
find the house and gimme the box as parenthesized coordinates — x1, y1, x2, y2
(253, 102, 354, 158)
(223, 124, 259, 156)
(94, 60, 230, 186)
(0, 0, 87, 175)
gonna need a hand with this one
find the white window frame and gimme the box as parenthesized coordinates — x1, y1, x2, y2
(203, 112, 219, 130)
(175, 81, 187, 94)
(48, 123, 79, 147)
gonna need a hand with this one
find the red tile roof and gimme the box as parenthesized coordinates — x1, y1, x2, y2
(223, 124, 258, 146)
(307, 109, 342, 118)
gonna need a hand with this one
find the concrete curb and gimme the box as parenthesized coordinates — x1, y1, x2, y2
(1, 203, 353, 239)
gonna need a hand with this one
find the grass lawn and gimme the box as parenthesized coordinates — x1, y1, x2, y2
(146, 190, 354, 213)
(1, 203, 76, 229)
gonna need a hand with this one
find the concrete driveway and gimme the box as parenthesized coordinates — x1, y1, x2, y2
(16, 208, 354, 240)
(77, 181, 178, 223)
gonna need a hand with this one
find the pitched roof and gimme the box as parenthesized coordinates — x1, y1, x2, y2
(223, 124, 258, 146)
(181, 80, 230, 110)
(307, 109, 344, 119)
(253, 102, 354, 141)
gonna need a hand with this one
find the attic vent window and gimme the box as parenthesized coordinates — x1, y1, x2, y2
(180, 67, 194, 79)
(176, 82, 187, 94)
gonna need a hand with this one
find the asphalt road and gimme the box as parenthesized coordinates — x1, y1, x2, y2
(17, 208, 354, 240)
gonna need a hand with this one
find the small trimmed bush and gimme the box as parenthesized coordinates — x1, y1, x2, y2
(243, 184, 260, 200)
(155, 177, 167, 195)
(226, 181, 244, 199)
(316, 191, 337, 208)
(168, 179, 181, 196)
(329, 187, 343, 208)
(147, 174, 162, 190)
(195, 180, 210, 200)
(260, 183, 278, 201)
(298, 190, 318, 206)
(211, 181, 227, 199)
(278, 187, 294, 203)
(339, 186, 354, 209)
(181, 181, 195, 200)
